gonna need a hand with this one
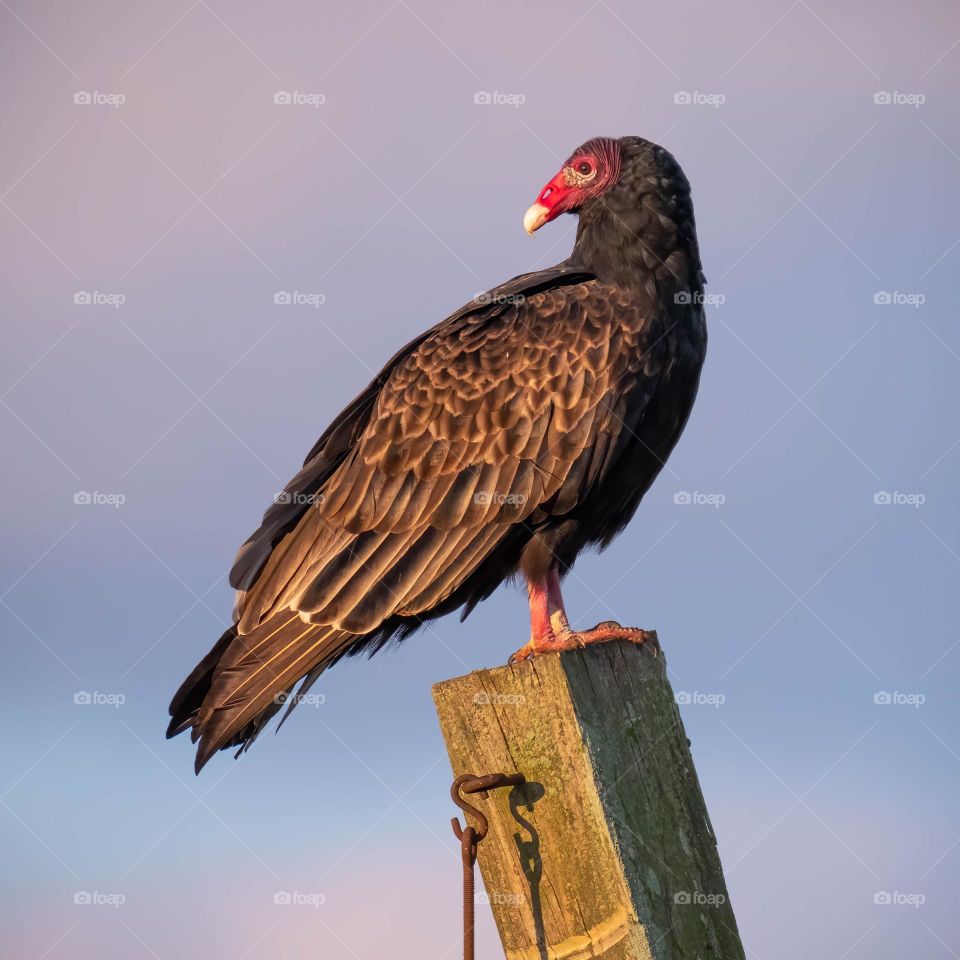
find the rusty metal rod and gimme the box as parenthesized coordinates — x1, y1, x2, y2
(450, 772, 526, 960)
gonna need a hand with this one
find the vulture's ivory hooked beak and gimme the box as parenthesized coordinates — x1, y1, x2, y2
(523, 203, 550, 235)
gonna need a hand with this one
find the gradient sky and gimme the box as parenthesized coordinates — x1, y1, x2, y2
(2, 1, 959, 957)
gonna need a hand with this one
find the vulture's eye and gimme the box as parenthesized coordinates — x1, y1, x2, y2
(564, 160, 597, 188)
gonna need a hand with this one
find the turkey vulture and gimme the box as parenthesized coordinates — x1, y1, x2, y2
(169, 135, 707, 772)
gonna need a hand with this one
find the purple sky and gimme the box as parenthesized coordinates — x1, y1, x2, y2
(2, 1, 959, 958)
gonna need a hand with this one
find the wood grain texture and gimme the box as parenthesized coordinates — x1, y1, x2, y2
(432, 638, 744, 960)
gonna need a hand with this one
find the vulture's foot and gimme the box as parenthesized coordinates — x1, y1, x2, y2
(507, 622, 652, 664)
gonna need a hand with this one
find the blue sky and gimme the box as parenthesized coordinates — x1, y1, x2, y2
(2, 1, 959, 957)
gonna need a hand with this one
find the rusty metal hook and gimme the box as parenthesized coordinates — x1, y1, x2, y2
(450, 772, 526, 844)
(449, 771, 526, 960)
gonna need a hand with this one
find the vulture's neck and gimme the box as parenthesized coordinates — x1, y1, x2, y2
(570, 198, 702, 299)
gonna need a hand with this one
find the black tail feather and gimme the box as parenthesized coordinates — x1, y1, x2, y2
(166, 625, 237, 739)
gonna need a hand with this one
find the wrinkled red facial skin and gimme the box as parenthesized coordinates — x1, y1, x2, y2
(533, 137, 622, 226)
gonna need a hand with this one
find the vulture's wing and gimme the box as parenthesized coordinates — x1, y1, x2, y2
(176, 271, 670, 769)
(228, 263, 594, 594)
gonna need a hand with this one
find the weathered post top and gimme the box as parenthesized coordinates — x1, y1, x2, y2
(433, 637, 745, 960)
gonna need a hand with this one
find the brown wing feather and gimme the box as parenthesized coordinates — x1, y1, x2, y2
(188, 280, 667, 766)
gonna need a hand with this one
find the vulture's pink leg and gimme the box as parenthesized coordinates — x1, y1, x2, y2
(545, 568, 572, 635)
(508, 570, 652, 663)
(526, 576, 553, 643)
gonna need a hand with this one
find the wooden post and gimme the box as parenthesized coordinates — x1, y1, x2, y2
(432, 637, 745, 960)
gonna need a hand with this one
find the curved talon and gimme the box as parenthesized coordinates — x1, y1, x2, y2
(508, 622, 650, 663)
(507, 644, 532, 665)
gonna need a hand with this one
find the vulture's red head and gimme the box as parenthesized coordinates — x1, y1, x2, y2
(523, 136, 702, 287)
(524, 137, 623, 235)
